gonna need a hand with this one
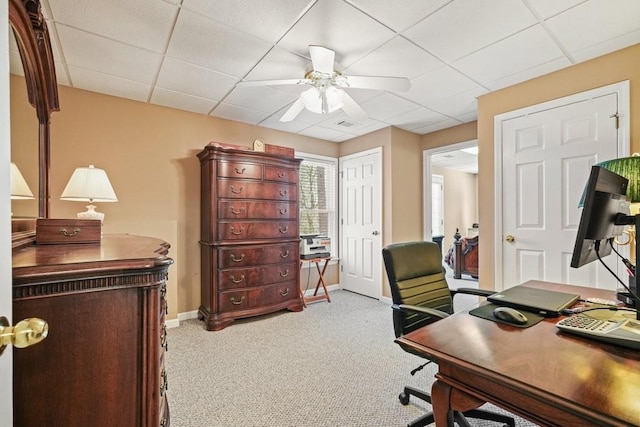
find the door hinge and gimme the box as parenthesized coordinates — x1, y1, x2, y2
(610, 113, 620, 129)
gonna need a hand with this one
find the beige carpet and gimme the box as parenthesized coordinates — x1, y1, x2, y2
(165, 290, 539, 426)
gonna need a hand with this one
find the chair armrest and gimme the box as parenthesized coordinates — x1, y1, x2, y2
(451, 287, 496, 298)
(392, 303, 449, 320)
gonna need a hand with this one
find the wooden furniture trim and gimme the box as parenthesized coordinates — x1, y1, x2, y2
(9, 0, 60, 219)
(395, 280, 639, 426)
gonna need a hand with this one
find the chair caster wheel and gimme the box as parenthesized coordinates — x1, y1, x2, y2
(399, 392, 410, 405)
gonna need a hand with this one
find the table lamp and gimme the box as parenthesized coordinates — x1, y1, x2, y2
(11, 162, 34, 216)
(60, 165, 118, 223)
(10, 162, 34, 200)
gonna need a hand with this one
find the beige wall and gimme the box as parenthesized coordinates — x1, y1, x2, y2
(339, 127, 423, 298)
(10, 76, 341, 319)
(477, 43, 640, 289)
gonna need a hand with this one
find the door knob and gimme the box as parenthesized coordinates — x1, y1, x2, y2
(372, 230, 380, 236)
(505, 235, 515, 243)
(0, 316, 49, 356)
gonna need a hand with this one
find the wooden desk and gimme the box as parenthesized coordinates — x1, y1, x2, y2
(395, 280, 640, 427)
(299, 257, 331, 306)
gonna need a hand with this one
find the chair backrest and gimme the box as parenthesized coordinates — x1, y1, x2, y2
(382, 241, 453, 337)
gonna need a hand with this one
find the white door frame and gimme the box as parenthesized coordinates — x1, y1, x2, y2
(1, 0, 13, 419)
(423, 140, 478, 240)
(493, 81, 630, 290)
(339, 146, 382, 299)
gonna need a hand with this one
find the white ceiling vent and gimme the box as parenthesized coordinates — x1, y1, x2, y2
(336, 120, 356, 127)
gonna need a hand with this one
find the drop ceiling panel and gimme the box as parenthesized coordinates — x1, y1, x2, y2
(385, 107, 451, 131)
(243, 46, 310, 81)
(453, 25, 565, 85)
(13, 0, 640, 143)
(346, 0, 451, 32)
(277, 0, 396, 67)
(56, 25, 162, 84)
(546, 0, 640, 53)
(412, 118, 462, 135)
(222, 86, 299, 113)
(67, 66, 151, 102)
(167, 9, 272, 77)
(155, 57, 236, 101)
(183, 0, 314, 44)
(404, 66, 478, 105)
(403, 0, 537, 62)
(429, 86, 488, 117)
(211, 103, 272, 125)
(47, 0, 179, 53)
(527, 0, 586, 19)
(361, 93, 421, 121)
(150, 88, 217, 115)
(571, 29, 640, 63)
(485, 57, 571, 91)
(344, 36, 444, 80)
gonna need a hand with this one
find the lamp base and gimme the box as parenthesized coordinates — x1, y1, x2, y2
(77, 204, 104, 223)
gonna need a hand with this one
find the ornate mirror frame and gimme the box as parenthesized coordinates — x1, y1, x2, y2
(9, 0, 59, 245)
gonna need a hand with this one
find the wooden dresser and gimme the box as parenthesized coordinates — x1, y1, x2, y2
(12, 234, 173, 427)
(198, 143, 303, 331)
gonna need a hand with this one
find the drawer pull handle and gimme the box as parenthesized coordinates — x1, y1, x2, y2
(279, 226, 289, 234)
(279, 189, 288, 196)
(280, 250, 289, 258)
(230, 226, 244, 235)
(280, 288, 290, 296)
(280, 269, 290, 277)
(230, 186, 243, 194)
(231, 296, 245, 305)
(279, 208, 288, 215)
(235, 167, 246, 174)
(230, 274, 245, 284)
(230, 207, 245, 215)
(277, 171, 285, 178)
(59, 227, 81, 236)
(230, 254, 245, 262)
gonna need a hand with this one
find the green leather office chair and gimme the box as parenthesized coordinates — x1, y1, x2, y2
(382, 241, 515, 427)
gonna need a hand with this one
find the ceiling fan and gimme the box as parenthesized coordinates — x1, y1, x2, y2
(237, 45, 411, 123)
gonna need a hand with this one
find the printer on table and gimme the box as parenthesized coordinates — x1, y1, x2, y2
(300, 235, 331, 259)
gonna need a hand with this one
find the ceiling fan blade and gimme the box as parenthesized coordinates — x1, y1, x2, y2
(340, 91, 368, 123)
(279, 97, 306, 122)
(309, 45, 335, 74)
(343, 75, 411, 92)
(237, 78, 310, 87)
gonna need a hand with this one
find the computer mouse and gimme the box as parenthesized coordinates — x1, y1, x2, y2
(493, 307, 528, 325)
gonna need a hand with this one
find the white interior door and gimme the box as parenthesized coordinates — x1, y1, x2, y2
(500, 87, 627, 291)
(339, 148, 382, 299)
(1, 0, 14, 418)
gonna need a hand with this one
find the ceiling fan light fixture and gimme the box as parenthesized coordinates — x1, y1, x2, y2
(301, 87, 344, 115)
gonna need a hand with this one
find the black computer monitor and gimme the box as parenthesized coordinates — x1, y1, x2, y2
(570, 166, 630, 269)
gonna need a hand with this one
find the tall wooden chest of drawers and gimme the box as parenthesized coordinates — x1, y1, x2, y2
(198, 142, 303, 331)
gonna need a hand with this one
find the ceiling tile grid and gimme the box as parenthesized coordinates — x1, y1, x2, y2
(10, 0, 639, 143)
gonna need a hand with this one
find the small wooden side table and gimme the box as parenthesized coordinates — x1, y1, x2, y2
(299, 257, 332, 306)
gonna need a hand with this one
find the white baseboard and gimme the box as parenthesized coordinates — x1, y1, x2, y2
(166, 286, 342, 329)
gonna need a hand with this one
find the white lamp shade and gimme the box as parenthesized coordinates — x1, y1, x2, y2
(60, 165, 118, 202)
(10, 162, 34, 199)
(301, 86, 344, 114)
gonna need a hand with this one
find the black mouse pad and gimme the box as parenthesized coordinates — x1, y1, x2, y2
(469, 303, 545, 328)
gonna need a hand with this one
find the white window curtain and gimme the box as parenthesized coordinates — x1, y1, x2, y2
(298, 153, 337, 256)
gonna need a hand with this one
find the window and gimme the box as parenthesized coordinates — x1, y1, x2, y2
(298, 152, 337, 256)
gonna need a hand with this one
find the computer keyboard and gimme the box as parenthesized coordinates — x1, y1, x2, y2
(556, 314, 640, 350)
